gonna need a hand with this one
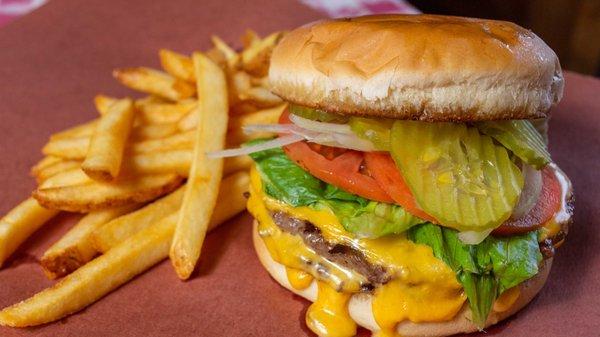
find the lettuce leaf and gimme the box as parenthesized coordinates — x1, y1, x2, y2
(248, 140, 425, 238)
(408, 223, 542, 328)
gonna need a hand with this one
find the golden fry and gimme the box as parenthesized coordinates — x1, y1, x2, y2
(40, 205, 138, 279)
(30, 156, 62, 176)
(33, 173, 183, 212)
(42, 137, 89, 160)
(227, 103, 287, 145)
(113, 67, 196, 101)
(241, 31, 283, 77)
(92, 187, 185, 253)
(135, 98, 196, 125)
(131, 123, 179, 140)
(177, 108, 198, 131)
(241, 29, 260, 49)
(130, 130, 195, 154)
(223, 155, 253, 176)
(239, 87, 283, 107)
(159, 49, 195, 83)
(0, 198, 59, 267)
(82, 98, 135, 181)
(170, 52, 228, 280)
(211, 36, 239, 70)
(93, 94, 118, 115)
(34, 160, 82, 183)
(38, 168, 90, 189)
(0, 214, 176, 327)
(49, 120, 98, 141)
(126, 150, 192, 176)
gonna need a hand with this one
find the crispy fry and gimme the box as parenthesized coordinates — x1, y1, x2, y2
(170, 52, 228, 280)
(82, 98, 136, 181)
(239, 87, 283, 107)
(223, 155, 252, 176)
(0, 214, 176, 327)
(30, 156, 62, 176)
(126, 150, 192, 176)
(241, 29, 260, 48)
(93, 95, 118, 115)
(94, 171, 249, 253)
(42, 137, 90, 160)
(0, 198, 59, 267)
(241, 31, 283, 77)
(131, 123, 179, 140)
(113, 67, 196, 101)
(135, 99, 196, 125)
(49, 120, 98, 141)
(177, 108, 198, 131)
(34, 160, 82, 183)
(211, 36, 239, 70)
(227, 103, 287, 145)
(159, 49, 195, 83)
(130, 130, 195, 154)
(40, 205, 138, 279)
(38, 168, 90, 189)
(33, 174, 183, 212)
(92, 187, 185, 253)
(231, 71, 252, 103)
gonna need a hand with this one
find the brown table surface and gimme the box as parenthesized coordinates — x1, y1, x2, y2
(0, 1, 598, 336)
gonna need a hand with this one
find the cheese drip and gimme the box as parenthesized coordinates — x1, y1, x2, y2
(306, 281, 357, 337)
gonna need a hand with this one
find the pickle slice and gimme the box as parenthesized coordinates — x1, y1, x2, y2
(476, 120, 551, 169)
(349, 117, 393, 151)
(288, 104, 349, 123)
(390, 121, 523, 231)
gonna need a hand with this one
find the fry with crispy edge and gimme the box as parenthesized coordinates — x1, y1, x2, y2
(82, 98, 136, 181)
(41, 204, 138, 279)
(135, 99, 196, 125)
(92, 186, 185, 253)
(0, 198, 59, 267)
(94, 171, 248, 252)
(159, 49, 195, 83)
(170, 53, 228, 280)
(113, 67, 195, 101)
(49, 120, 98, 141)
(0, 213, 177, 327)
(34, 160, 82, 184)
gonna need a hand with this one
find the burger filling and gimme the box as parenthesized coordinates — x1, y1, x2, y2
(228, 105, 571, 337)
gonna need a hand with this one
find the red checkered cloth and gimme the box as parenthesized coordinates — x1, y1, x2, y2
(0, 0, 419, 28)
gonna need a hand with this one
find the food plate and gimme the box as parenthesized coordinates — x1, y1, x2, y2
(0, 0, 598, 336)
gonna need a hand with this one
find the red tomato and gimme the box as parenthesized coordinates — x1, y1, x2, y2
(280, 110, 393, 203)
(493, 166, 562, 236)
(363, 152, 437, 222)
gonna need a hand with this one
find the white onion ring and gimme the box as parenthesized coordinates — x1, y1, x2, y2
(207, 134, 304, 158)
(458, 228, 493, 245)
(289, 113, 353, 134)
(511, 164, 543, 219)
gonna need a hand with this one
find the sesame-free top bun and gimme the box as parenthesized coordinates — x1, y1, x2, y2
(269, 15, 564, 121)
(253, 221, 552, 337)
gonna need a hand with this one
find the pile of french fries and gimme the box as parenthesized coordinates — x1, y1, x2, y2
(0, 30, 286, 328)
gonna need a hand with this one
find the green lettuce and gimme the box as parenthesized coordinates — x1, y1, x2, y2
(408, 223, 542, 328)
(248, 140, 425, 238)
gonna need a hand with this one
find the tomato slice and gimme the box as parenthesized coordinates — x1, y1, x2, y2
(280, 110, 393, 203)
(363, 152, 437, 222)
(493, 166, 562, 236)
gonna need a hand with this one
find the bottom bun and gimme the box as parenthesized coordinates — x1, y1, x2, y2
(253, 220, 552, 337)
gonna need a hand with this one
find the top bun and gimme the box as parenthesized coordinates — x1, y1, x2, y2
(269, 15, 564, 121)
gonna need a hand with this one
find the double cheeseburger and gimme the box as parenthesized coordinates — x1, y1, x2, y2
(239, 15, 572, 337)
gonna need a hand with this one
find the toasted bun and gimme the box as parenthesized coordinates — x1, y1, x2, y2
(253, 221, 552, 337)
(269, 15, 563, 121)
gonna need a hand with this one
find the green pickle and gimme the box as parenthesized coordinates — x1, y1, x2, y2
(390, 121, 524, 232)
(476, 120, 551, 169)
(288, 104, 349, 123)
(349, 117, 393, 151)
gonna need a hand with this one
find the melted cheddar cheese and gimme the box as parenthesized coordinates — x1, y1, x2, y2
(248, 166, 466, 337)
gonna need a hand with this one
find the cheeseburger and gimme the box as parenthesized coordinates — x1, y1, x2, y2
(216, 14, 573, 337)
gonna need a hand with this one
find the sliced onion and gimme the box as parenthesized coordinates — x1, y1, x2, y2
(511, 164, 543, 219)
(289, 113, 353, 134)
(458, 228, 493, 245)
(206, 134, 304, 158)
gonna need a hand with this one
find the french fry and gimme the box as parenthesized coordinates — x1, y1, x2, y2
(40, 205, 138, 279)
(30, 156, 62, 177)
(92, 187, 185, 253)
(170, 52, 228, 280)
(177, 108, 198, 131)
(131, 122, 179, 140)
(159, 49, 195, 83)
(0, 198, 59, 267)
(231, 71, 252, 103)
(239, 87, 283, 107)
(34, 160, 82, 183)
(130, 130, 195, 154)
(93, 94, 118, 115)
(0, 214, 176, 327)
(33, 173, 183, 212)
(223, 155, 252, 176)
(135, 99, 196, 125)
(94, 172, 249, 253)
(126, 150, 192, 176)
(49, 120, 98, 141)
(211, 36, 239, 70)
(82, 98, 136, 181)
(42, 137, 89, 160)
(241, 29, 260, 49)
(227, 103, 287, 145)
(113, 67, 196, 101)
(241, 31, 283, 77)
(38, 168, 90, 189)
